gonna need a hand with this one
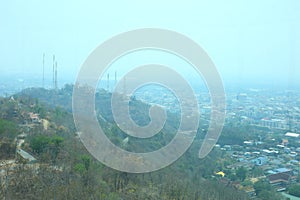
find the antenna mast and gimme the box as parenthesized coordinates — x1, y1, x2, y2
(107, 73, 110, 92)
(42, 53, 45, 88)
(55, 61, 58, 90)
(52, 55, 55, 89)
(123, 76, 126, 95)
(114, 71, 117, 88)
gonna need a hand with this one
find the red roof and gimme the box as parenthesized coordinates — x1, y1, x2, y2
(268, 172, 290, 184)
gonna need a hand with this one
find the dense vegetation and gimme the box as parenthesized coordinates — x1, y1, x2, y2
(253, 180, 283, 200)
(287, 184, 300, 197)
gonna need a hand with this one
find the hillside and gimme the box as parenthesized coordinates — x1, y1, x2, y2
(0, 86, 253, 200)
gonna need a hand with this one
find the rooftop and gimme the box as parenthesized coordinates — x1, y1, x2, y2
(285, 132, 300, 138)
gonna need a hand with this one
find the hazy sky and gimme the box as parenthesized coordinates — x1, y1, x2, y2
(1, 0, 300, 88)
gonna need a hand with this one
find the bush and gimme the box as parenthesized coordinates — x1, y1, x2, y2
(0, 119, 18, 138)
(288, 184, 300, 197)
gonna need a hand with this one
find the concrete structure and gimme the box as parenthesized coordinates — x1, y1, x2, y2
(16, 149, 37, 164)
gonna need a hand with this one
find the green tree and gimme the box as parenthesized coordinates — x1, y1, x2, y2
(0, 119, 18, 138)
(74, 163, 86, 174)
(236, 166, 247, 181)
(288, 184, 300, 197)
(258, 190, 275, 200)
(254, 180, 271, 196)
(51, 136, 64, 147)
(49, 136, 64, 163)
(74, 155, 92, 187)
(80, 155, 91, 171)
(253, 180, 282, 200)
(30, 135, 50, 154)
(29, 135, 64, 163)
(251, 166, 264, 177)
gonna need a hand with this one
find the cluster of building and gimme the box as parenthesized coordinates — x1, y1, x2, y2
(217, 131, 299, 193)
(134, 87, 300, 196)
(227, 89, 300, 132)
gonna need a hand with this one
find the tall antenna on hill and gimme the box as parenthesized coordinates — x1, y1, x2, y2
(42, 53, 45, 88)
(107, 73, 110, 92)
(123, 76, 126, 95)
(55, 61, 58, 90)
(52, 55, 55, 89)
(114, 71, 117, 89)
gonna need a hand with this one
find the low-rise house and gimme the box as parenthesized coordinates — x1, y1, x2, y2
(243, 141, 254, 146)
(252, 156, 268, 166)
(281, 139, 289, 146)
(223, 145, 232, 151)
(267, 172, 291, 191)
(285, 132, 299, 138)
(17, 133, 27, 139)
(28, 112, 40, 123)
(272, 168, 293, 175)
(267, 168, 295, 191)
